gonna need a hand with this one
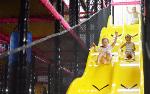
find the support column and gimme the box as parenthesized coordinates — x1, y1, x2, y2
(101, 0, 104, 9)
(112, 6, 114, 24)
(69, 0, 79, 76)
(48, 64, 55, 94)
(143, 0, 150, 94)
(7, 0, 30, 94)
(17, 0, 30, 93)
(47, 0, 62, 93)
(94, 0, 98, 12)
(86, 0, 90, 48)
(55, 0, 62, 93)
(69, 0, 79, 26)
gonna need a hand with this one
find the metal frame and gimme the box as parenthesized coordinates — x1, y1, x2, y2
(143, 0, 150, 94)
(7, 0, 30, 93)
(69, 0, 79, 26)
(47, 0, 63, 94)
(40, 0, 87, 49)
(17, 0, 30, 93)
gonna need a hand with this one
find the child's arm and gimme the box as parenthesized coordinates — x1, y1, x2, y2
(91, 42, 96, 47)
(90, 42, 97, 51)
(131, 33, 138, 38)
(111, 37, 117, 47)
(133, 43, 136, 51)
(120, 43, 126, 51)
(126, 7, 132, 14)
(111, 32, 118, 47)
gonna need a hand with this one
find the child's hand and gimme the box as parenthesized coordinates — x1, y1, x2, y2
(132, 33, 138, 38)
(132, 49, 135, 52)
(91, 42, 96, 47)
(89, 42, 96, 51)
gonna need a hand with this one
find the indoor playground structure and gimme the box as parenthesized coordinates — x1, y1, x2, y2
(67, 19, 144, 94)
(1, 0, 150, 94)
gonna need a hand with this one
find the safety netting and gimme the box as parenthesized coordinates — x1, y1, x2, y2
(0, 7, 110, 94)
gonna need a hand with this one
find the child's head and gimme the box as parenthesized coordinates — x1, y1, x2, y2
(132, 7, 137, 13)
(125, 34, 132, 42)
(102, 38, 109, 47)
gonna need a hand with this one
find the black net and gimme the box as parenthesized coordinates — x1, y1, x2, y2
(0, 7, 110, 94)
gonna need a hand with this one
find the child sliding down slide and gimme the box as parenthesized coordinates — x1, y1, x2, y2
(120, 34, 138, 60)
(92, 32, 120, 65)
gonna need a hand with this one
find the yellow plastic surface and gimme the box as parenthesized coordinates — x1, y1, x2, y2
(66, 23, 144, 94)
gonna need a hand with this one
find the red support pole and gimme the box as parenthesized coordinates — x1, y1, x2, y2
(40, 0, 87, 49)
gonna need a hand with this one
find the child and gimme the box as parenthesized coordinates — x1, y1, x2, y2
(93, 32, 118, 64)
(127, 7, 140, 24)
(120, 34, 136, 60)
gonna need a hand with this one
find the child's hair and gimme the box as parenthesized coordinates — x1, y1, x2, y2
(125, 34, 132, 39)
(102, 38, 109, 43)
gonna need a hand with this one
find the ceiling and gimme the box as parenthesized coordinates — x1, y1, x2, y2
(0, 0, 56, 40)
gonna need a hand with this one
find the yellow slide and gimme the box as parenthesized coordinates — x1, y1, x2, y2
(66, 23, 144, 94)
(111, 24, 144, 94)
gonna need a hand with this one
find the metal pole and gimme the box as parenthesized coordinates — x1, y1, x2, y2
(17, 0, 30, 93)
(94, 0, 98, 12)
(112, 6, 114, 24)
(48, 64, 54, 94)
(29, 56, 35, 94)
(4, 57, 8, 94)
(69, 0, 79, 26)
(7, 0, 29, 94)
(54, 0, 62, 93)
(69, 0, 79, 77)
(61, 1, 64, 17)
(86, 0, 90, 48)
(142, 0, 150, 94)
(101, 0, 104, 9)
